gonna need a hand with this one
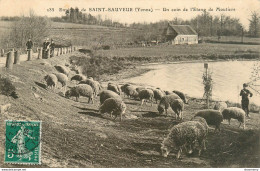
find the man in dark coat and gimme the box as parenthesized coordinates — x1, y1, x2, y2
(26, 38, 33, 50)
(42, 38, 50, 58)
(50, 39, 55, 57)
(240, 83, 253, 117)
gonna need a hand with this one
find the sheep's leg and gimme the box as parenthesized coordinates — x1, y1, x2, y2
(120, 113, 122, 121)
(203, 139, 206, 150)
(228, 119, 231, 125)
(176, 148, 182, 159)
(141, 99, 144, 106)
(151, 98, 153, 106)
(76, 97, 79, 102)
(238, 122, 241, 128)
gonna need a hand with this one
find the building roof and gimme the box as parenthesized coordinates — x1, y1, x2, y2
(167, 25, 197, 35)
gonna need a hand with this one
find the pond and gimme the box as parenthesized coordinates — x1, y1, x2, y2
(123, 60, 260, 105)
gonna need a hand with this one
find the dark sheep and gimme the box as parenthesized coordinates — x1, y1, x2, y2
(173, 90, 188, 104)
(99, 90, 122, 104)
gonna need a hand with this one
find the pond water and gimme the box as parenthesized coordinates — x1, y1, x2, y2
(123, 60, 260, 105)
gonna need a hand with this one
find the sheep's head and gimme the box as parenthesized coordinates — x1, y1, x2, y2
(65, 90, 71, 98)
(158, 105, 165, 114)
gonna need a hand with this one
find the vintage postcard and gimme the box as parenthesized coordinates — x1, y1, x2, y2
(0, 0, 259, 169)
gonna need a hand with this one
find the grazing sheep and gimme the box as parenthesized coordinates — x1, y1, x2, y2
(99, 90, 121, 104)
(194, 109, 223, 132)
(158, 97, 184, 120)
(107, 83, 121, 95)
(153, 89, 165, 103)
(54, 73, 68, 91)
(139, 89, 154, 106)
(65, 84, 93, 103)
(79, 79, 99, 97)
(173, 90, 188, 104)
(124, 85, 137, 98)
(44, 74, 58, 89)
(222, 107, 246, 129)
(71, 74, 87, 82)
(157, 94, 181, 115)
(213, 101, 227, 112)
(165, 91, 173, 95)
(121, 84, 130, 93)
(99, 98, 126, 121)
(136, 87, 146, 93)
(161, 120, 208, 158)
(54, 65, 70, 76)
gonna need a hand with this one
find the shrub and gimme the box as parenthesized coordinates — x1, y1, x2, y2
(0, 75, 16, 96)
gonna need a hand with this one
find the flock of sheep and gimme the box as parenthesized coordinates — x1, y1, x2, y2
(43, 64, 247, 159)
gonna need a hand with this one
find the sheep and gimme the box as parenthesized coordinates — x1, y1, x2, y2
(157, 94, 181, 115)
(54, 73, 68, 91)
(139, 89, 154, 106)
(136, 87, 146, 93)
(121, 84, 130, 92)
(153, 89, 165, 103)
(99, 90, 122, 104)
(71, 74, 87, 82)
(158, 97, 184, 120)
(194, 109, 223, 132)
(65, 84, 94, 103)
(173, 90, 188, 104)
(54, 65, 70, 76)
(107, 83, 121, 95)
(99, 98, 126, 121)
(79, 79, 99, 97)
(213, 101, 227, 112)
(222, 107, 246, 129)
(44, 74, 58, 89)
(161, 120, 208, 159)
(165, 91, 173, 95)
(124, 85, 137, 98)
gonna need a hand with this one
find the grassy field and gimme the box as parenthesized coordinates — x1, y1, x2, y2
(0, 52, 259, 168)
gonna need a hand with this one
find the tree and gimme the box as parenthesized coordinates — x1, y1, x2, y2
(7, 9, 51, 48)
(249, 11, 260, 37)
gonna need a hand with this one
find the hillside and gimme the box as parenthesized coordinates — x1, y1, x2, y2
(0, 51, 259, 168)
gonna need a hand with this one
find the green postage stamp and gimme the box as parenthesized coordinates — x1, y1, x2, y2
(5, 120, 41, 165)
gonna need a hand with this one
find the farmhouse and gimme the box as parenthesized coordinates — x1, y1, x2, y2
(164, 24, 198, 45)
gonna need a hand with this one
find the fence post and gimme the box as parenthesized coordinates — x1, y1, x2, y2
(38, 48, 42, 59)
(14, 50, 20, 64)
(27, 49, 32, 61)
(6, 50, 14, 69)
(1, 49, 4, 57)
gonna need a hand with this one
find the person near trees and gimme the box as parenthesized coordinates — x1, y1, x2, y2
(50, 39, 55, 57)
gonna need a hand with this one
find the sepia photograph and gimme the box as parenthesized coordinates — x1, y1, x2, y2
(0, 0, 259, 169)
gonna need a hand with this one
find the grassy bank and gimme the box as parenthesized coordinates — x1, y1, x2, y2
(0, 51, 259, 168)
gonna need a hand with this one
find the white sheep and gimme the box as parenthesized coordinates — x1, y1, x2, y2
(213, 101, 227, 112)
(99, 90, 122, 104)
(44, 74, 58, 90)
(222, 107, 246, 129)
(159, 98, 184, 120)
(71, 74, 87, 82)
(79, 79, 99, 97)
(65, 84, 94, 103)
(54, 73, 68, 92)
(157, 94, 181, 116)
(161, 120, 208, 159)
(139, 89, 154, 106)
(99, 98, 126, 121)
(194, 109, 223, 132)
(54, 65, 70, 76)
(107, 83, 121, 95)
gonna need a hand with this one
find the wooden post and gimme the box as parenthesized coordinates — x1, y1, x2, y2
(6, 50, 14, 69)
(27, 49, 32, 61)
(38, 48, 42, 59)
(204, 63, 209, 108)
(14, 50, 20, 64)
(46, 49, 50, 58)
(1, 49, 4, 57)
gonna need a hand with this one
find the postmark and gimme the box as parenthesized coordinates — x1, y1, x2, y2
(5, 120, 41, 165)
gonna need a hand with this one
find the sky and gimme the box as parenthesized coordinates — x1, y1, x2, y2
(0, 0, 259, 29)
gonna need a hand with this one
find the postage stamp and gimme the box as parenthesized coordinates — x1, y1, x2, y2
(5, 120, 41, 165)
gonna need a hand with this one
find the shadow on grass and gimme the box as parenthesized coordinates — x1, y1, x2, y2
(142, 112, 160, 118)
(78, 111, 103, 118)
(35, 81, 47, 89)
(73, 105, 99, 112)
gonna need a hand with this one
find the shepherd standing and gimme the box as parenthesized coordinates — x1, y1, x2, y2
(240, 83, 253, 117)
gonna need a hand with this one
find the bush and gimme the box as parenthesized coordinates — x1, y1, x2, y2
(0, 75, 16, 96)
